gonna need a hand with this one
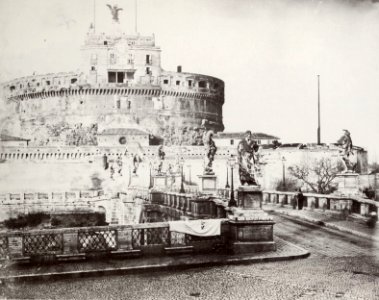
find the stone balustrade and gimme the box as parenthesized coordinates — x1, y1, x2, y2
(0, 190, 111, 222)
(262, 190, 378, 217)
(0, 190, 102, 203)
(149, 190, 229, 220)
(0, 219, 232, 263)
(0, 145, 237, 161)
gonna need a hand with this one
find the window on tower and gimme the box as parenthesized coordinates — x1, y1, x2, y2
(128, 53, 134, 64)
(108, 72, 116, 83)
(198, 81, 207, 88)
(117, 72, 125, 83)
(146, 54, 152, 65)
(110, 53, 116, 64)
(91, 53, 97, 65)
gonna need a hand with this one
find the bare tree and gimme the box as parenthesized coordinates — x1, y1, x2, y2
(289, 157, 344, 194)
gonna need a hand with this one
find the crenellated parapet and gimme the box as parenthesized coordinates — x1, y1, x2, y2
(160, 71, 224, 103)
(3, 71, 224, 103)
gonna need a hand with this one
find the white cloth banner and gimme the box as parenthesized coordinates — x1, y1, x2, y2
(168, 219, 221, 236)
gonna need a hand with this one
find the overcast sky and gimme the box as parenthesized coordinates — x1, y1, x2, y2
(0, 0, 379, 162)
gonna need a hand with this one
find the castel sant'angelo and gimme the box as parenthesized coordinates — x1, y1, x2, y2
(0, 3, 368, 195)
(1, 12, 224, 148)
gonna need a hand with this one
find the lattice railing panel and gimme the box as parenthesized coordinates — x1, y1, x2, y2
(23, 233, 63, 255)
(170, 231, 187, 246)
(0, 236, 8, 259)
(78, 229, 117, 252)
(132, 227, 170, 248)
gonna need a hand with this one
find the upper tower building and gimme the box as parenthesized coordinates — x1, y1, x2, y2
(82, 24, 162, 86)
(1, 5, 224, 147)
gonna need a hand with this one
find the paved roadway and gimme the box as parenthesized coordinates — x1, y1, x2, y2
(1, 215, 379, 300)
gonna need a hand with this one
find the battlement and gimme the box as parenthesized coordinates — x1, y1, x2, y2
(84, 32, 156, 48)
(160, 71, 224, 102)
(2, 72, 83, 100)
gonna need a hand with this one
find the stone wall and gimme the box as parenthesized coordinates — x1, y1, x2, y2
(0, 145, 369, 196)
(2, 80, 224, 146)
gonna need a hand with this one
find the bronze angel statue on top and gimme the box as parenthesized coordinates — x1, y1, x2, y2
(107, 4, 123, 23)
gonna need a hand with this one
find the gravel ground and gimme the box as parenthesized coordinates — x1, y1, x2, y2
(1, 215, 378, 300)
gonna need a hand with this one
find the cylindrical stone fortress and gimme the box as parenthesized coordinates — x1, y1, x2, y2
(1, 27, 224, 147)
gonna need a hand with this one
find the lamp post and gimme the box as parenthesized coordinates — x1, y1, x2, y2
(225, 163, 230, 189)
(228, 155, 237, 207)
(282, 156, 286, 190)
(180, 157, 185, 194)
(148, 162, 153, 189)
(187, 164, 192, 185)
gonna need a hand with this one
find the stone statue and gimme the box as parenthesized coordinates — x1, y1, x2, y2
(337, 129, 357, 172)
(237, 130, 257, 185)
(132, 153, 142, 175)
(156, 145, 165, 174)
(202, 123, 217, 175)
(107, 4, 123, 23)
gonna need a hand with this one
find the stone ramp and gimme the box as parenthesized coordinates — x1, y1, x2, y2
(0, 237, 308, 283)
(264, 204, 379, 242)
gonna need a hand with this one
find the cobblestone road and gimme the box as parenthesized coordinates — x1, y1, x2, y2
(1, 215, 378, 300)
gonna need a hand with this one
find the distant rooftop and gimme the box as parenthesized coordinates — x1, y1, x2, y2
(215, 132, 279, 140)
(98, 128, 149, 136)
(0, 134, 29, 142)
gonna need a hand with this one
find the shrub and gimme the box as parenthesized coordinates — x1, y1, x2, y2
(4, 212, 49, 229)
(25, 212, 49, 227)
(4, 215, 28, 229)
(362, 187, 375, 199)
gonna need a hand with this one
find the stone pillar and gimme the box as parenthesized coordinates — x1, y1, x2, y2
(319, 197, 328, 210)
(228, 186, 276, 254)
(237, 186, 262, 210)
(360, 203, 369, 216)
(307, 196, 316, 209)
(190, 197, 211, 218)
(198, 174, 217, 194)
(278, 194, 286, 207)
(117, 227, 133, 250)
(63, 230, 79, 254)
(152, 175, 168, 190)
(335, 173, 360, 196)
(262, 192, 269, 203)
(150, 191, 164, 205)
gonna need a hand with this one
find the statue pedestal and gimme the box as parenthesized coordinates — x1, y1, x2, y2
(152, 174, 167, 189)
(237, 185, 262, 209)
(228, 186, 276, 254)
(167, 174, 181, 190)
(335, 173, 360, 196)
(198, 174, 217, 194)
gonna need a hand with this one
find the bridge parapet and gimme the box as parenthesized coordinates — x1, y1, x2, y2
(0, 220, 231, 263)
(262, 190, 378, 218)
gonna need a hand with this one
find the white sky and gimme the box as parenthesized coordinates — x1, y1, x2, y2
(0, 0, 379, 162)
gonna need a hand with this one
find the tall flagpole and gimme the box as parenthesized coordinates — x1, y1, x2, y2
(317, 75, 321, 145)
(93, 0, 96, 32)
(135, 0, 138, 33)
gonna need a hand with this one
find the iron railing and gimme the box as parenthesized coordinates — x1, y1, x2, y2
(23, 233, 63, 255)
(78, 228, 117, 252)
(0, 236, 8, 259)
